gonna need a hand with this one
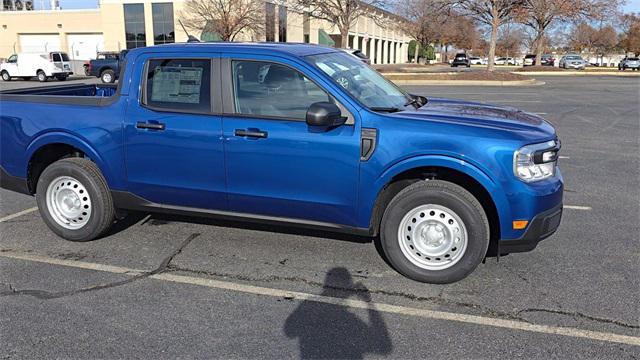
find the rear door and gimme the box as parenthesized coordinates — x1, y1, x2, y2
(220, 55, 361, 226)
(123, 54, 227, 210)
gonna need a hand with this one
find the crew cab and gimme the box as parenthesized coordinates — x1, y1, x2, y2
(0, 43, 563, 283)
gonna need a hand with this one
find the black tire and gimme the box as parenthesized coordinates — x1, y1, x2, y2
(37, 70, 47, 82)
(100, 69, 115, 83)
(380, 180, 489, 284)
(35, 158, 115, 242)
(1, 71, 10, 81)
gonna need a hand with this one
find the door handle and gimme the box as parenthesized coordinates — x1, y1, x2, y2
(234, 129, 268, 138)
(136, 121, 165, 131)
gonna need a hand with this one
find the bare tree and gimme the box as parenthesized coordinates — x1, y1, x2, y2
(518, 0, 622, 65)
(568, 21, 617, 64)
(395, 0, 451, 62)
(448, 0, 525, 71)
(619, 13, 640, 56)
(294, 0, 387, 48)
(180, 0, 264, 41)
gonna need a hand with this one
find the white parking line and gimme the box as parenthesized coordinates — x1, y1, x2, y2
(559, 156, 570, 159)
(564, 205, 592, 211)
(0, 207, 38, 223)
(0, 250, 638, 347)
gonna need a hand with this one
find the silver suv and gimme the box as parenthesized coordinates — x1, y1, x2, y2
(618, 57, 639, 71)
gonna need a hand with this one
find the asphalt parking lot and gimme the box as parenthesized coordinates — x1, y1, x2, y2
(1, 76, 638, 358)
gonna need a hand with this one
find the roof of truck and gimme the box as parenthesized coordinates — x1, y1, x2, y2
(130, 42, 339, 57)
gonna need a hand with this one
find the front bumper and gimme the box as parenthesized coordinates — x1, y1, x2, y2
(500, 202, 563, 253)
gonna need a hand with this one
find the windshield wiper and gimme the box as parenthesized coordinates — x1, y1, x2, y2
(370, 107, 403, 113)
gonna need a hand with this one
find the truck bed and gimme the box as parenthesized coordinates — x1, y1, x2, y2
(0, 83, 118, 106)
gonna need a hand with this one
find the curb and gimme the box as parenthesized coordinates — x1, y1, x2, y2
(513, 71, 640, 77)
(389, 79, 545, 86)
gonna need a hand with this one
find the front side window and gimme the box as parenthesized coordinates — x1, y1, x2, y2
(307, 51, 411, 111)
(144, 59, 211, 113)
(52, 53, 61, 62)
(232, 60, 329, 120)
(7, 54, 17, 63)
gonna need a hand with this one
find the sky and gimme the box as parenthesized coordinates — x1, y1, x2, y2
(624, 0, 640, 13)
(32, 0, 640, 13)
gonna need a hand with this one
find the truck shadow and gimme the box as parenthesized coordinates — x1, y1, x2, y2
(283, 267, 393, 359)
(107, 211, 374, 245)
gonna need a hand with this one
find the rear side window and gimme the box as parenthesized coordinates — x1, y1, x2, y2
(144, 59, 211, 113)
(232, 60, 329, 120)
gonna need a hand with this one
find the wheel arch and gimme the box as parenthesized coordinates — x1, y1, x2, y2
(367, 155, 510, 253)
(25, 132, 112, 194)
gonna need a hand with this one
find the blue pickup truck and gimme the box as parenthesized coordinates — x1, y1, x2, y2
(0, 43, 563, 283)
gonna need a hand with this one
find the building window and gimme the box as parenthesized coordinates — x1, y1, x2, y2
(265, 2, 275, 42)
(278, 5, 287, 42)
(303, 11, 310, 43)
(124, 3, 146, 49)
(152, 3, 175, 45)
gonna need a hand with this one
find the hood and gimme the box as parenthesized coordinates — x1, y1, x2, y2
(393, 97, 556, 139)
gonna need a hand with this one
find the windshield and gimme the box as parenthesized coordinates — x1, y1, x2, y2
(566, 56, 582, 60)
(306, 52, 412, 111)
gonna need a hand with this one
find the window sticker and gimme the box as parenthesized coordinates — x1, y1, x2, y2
(151, 66, 203, 104)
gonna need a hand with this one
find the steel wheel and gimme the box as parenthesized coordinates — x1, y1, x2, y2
(102, 72, 112, 83)
(397, 204, 468, 271)
(45, 176, 92, 230)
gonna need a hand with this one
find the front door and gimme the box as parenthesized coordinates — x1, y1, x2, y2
(221, 58, 361, 226)
(124, 57, 227, 210)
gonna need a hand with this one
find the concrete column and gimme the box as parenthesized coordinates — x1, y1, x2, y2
(144, 2, 154, 47)
(391, 41, 396, 64)
(353, 33, 359, 50)
(382, 40, 387, 64)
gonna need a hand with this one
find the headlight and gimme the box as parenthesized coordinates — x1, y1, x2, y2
(514, 140, 560, 182)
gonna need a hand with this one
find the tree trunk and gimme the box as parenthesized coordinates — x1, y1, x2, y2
(340, 27, 349, 48)
(488, 19, 498, 72)
(535, 31, 544, 66)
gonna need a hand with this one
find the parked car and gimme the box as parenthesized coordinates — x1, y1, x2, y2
(495, 57, 516, 66)
(339, 48, 371, 64)
(0, 43, 563, 284)
(0, 52, 73, 82)
(618, 57, 640, 71)
(523, 54, 536, 66)
(559, 55, 587, 69)
(451, 53, 471, 67)
(88, 51, 127, 83)
(540, 55, 555, 66)
(468, 57, 483, 65)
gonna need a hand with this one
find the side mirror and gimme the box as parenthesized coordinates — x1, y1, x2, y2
(306, 102, 346, 128)
(408, 94, 428, 107)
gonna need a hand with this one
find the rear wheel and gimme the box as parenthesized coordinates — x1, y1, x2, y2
(100, 69, 115, 83)
(37, 70, 47, 82)
(380, 180, 489, 284)
(36, 158, 115, 242)
(1, 71, 10, 81)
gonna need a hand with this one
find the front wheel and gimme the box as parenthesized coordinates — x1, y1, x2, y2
(1, 71, 10, 81)
(36, 158, 115, 242)
(380, 180, 489, 284)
